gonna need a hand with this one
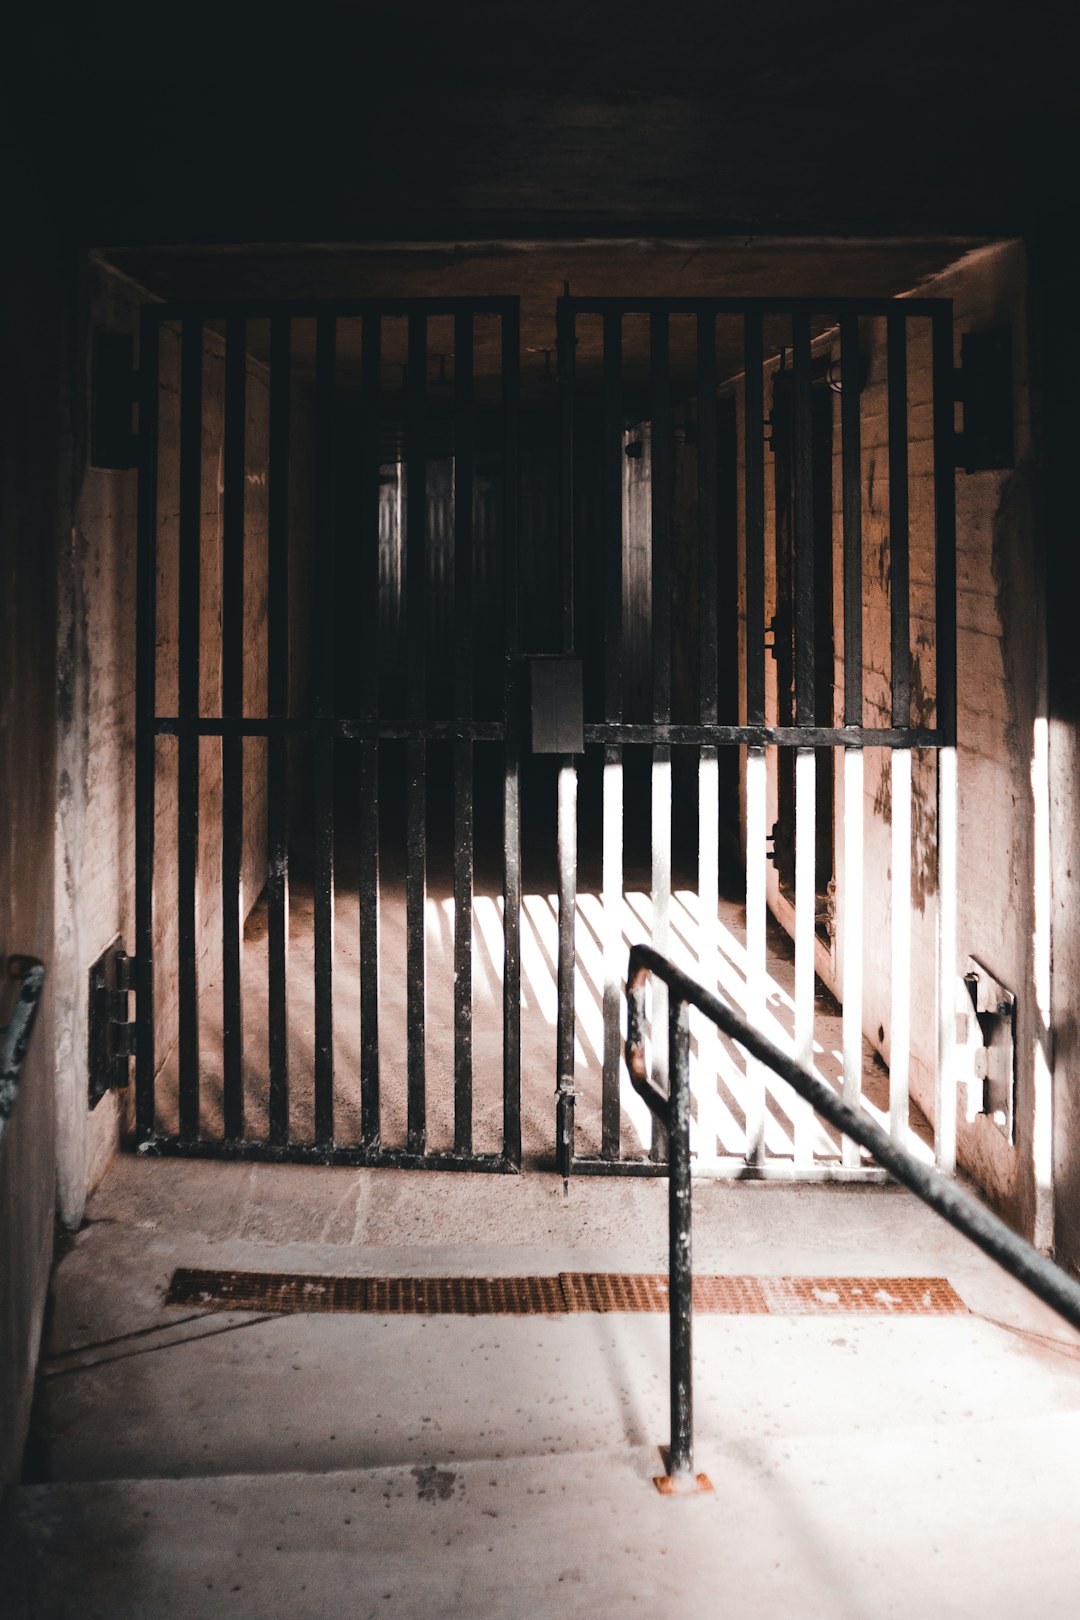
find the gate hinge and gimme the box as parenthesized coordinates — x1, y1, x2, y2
(88, 941, 137, 1107)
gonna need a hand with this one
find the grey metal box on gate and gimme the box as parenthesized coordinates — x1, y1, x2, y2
(529, 657, 583, 754)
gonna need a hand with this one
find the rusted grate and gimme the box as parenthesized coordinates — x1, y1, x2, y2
(167, 1268, 966, 1317)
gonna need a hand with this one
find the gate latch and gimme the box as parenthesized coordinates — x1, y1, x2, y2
(88, 939, 136, 1108)
(956, 957, 1015, 1140)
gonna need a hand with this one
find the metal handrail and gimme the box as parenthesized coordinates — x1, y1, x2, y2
(625, 941, 1080, 1492)
(0, 956, 47, 1146)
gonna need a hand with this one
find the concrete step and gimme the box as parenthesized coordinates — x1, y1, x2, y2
(7, 1415, 1080, 1620)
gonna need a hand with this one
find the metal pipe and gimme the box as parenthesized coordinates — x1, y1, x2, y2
(666, 996, 694, 1480)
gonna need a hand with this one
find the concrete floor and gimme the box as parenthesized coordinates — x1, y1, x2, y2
(5, 1155, 1080, 1616)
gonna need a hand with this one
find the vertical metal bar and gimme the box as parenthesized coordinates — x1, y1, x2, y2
(312, 313, 336, 1147)
(888, 313, 911, 728)
(603, 311, 623, 724)
(651, 311, 672, 1161)
(221, 316, 246, 1142)
(453, 311, 475, 1157)
(359, 738, 380, 1149)
(177, 317, 202, 1141)
(841, 746, 865, 1168)
(890, 747, 912, 1146)
(743, 746, 767, 1166)
(667, 996, 694, 1482)
(601, 311, 623, 1159)
(556, 760, 577, 1177)
(453, 738, 473, 1156)
(267, 316, 291, 1147)
(361, 313, 382, 723)
(556, 295, 576, 1171)
(840, 314, 863, 729)
(697, 747, 719, 1164)
(359, 313, 381, 1148)
(698, 312, 718, 725)
(792, 315, 815, 727)
(406, 736, 426, 1154)
(744, 315, 766, 726)
(501, 302, 522, 1167)
(932, 306, 958, 1175)
(134, 308, 160, 1139)
(932, 309, 958, 749)
(557, 295, 576, 657)
(602, 749, 623, 1159)
(406, 312, 428, 1156)
(793, 746, 816, 1168)
(652, 311, 672, 724)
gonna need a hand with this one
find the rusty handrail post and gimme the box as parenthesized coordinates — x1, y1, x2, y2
(626, 953, 711, 1494)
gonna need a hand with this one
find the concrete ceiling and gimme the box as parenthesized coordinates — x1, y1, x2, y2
(7, 4, 1077, 247)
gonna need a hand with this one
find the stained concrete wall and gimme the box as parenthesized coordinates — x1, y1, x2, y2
(736, 241, 1044, 1235)
(0, 254, 68, 1485)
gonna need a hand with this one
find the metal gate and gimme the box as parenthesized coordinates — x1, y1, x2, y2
(133, 289, 958, 1181)
(553, 295, 958, 1180)
(134, 298, 522, 1169)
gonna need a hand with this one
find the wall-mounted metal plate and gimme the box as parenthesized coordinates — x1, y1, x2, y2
(530, 656, 583, 754)
(957, 956, 1016, 1141)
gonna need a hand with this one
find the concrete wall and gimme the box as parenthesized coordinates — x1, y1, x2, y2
(735, 241, 1045, 1234)
(0, 254, 68, 1486)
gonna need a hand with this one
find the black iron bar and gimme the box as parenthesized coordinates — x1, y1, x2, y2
(154, 717, 508, 741)
(312, 314, 336, 1147)
(556, 297, 577, 1176)
(888, 312, 911, 728)
(406, 736, 427, 1155)
(267, 316, 291, 1146)
(221, 315, 246, 1142)
(454, 738, 474, 1157)
(792, 315, 815, 727)
(603, 311, 624, 724)
(454, 310, 475, 1156)
(502, 303, 522, 1168)
(626, 941, 1080, 1337)
(177, 318, 203, 1142)
(698, 313, 718, 726)
(154, 717, 937, 747)
(652, 311, 672, 724)
(359, 313, 382, 1150)
(405, 312, 428, 1155)
(932, 309, 958, 744)
(359, 739, 380, 1148)
(744, 315, 766, 725)
(557, 296, 576, 655)
(840, 314, 864, 728)
(135, 309, 160, 1139)
(137, 1137, 514, 1171)
(361, 314, 382, 724)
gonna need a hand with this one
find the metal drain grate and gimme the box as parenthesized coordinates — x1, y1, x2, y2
(167, 1269, 966, 1317)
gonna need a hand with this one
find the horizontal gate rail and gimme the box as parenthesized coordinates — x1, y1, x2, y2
(625, 942, 1080, 1492)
